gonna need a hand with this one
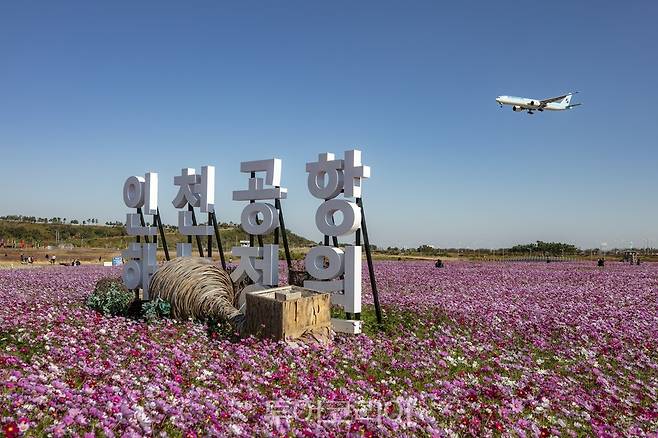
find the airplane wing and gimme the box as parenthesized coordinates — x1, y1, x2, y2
(540, 92, 577, 105)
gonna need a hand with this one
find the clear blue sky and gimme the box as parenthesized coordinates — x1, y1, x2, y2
(2, 1, 657, 249)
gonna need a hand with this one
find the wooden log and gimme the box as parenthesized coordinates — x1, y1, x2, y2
(245, 286, 331, 342)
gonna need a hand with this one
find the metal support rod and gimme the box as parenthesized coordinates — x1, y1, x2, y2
(155, 208, 170, 261)
(357, 197, 382, 324)
(137, 208, 150, 243)
(274, 197, 292, 270)
(249, 172, 255, 247)
(210, 212, 226, 270)
(323, 197, 330, 247)
(207, 213, 212, 259)
(151, 214, 157, 246)
(188, 204, 204, 257)
(153, 232, 157, 246)
(330, 213, 338, 247)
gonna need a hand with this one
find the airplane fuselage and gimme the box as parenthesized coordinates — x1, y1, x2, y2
(496, 95, 567, 111)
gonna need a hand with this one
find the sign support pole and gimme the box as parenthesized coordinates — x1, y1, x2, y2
(274, 196, 292, 271)
(155, 207, 170, 261)
(248, 172, 255, 247)
(246, 172, 264, 248)
(187, 204, 204, 257)
(210, 212, 226, 270)
(330, 212, 339, 248)
(357, 197, 382, 325)
(137, 208, 149, 243)
(207, 212, 213, 258)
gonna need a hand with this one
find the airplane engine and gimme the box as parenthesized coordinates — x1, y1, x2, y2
(512, 105, 523, 112)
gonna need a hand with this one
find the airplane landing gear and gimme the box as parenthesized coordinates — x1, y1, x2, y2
(527, 110, 534, 115)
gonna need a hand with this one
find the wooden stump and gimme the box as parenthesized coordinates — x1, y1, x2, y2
(245, 286, 331, 342)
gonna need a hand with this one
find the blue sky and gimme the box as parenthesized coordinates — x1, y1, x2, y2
(1, 1, 657, 249)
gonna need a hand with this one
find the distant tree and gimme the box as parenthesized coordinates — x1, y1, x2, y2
(507, 240, 578, 256)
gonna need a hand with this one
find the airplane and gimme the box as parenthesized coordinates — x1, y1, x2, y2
(496, 92, 581, 114)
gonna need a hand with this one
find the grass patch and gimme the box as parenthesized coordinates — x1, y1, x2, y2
(0, 329, 47, 363)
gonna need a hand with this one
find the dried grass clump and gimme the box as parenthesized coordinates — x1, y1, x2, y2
(149, 257, 244, 332)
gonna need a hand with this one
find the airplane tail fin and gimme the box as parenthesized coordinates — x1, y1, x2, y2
(560, 91, 579, 106)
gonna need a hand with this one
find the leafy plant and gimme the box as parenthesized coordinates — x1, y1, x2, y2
(86, 277, 135, 317)
(141, 297, 171, 322)
(206, 318, 240, 342)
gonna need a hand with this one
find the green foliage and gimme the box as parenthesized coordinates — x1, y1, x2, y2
(86, 277, 135, 317)
(0, 220, 125, 247)
(206, 318, 241, 342)
(331, 305, 419, 336)
(377, 245, 447, 257)
(0, 219, 314, 249)
(0, 329, 47, 363)
(87, 278, 173, 322)
(141, 297, 171, 322)
(277, 249, 307, 261)
(415, 245, 448, 256)
(507, 240, 578, 256)
(290, 250, 307, 260)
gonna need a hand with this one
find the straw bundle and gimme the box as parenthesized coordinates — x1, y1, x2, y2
(149, 257, 244, 332)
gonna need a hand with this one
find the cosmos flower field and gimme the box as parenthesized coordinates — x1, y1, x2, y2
(1, 261, 657, 437)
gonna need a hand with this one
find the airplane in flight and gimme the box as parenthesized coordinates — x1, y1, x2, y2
(496, 92, 581, 114)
